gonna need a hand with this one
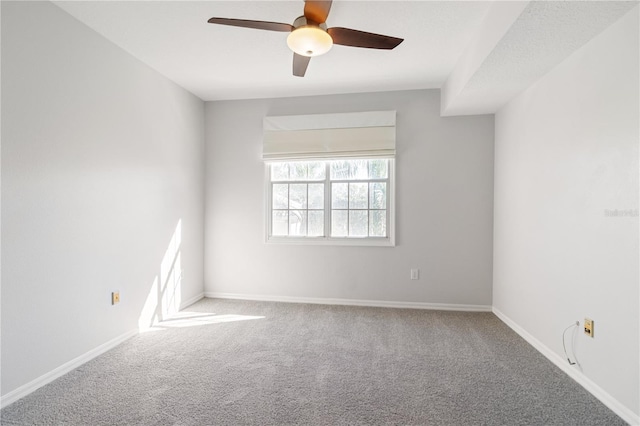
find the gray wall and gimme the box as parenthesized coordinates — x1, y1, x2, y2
(204, 90, 494, 306)
(493, 8, 639, 417)
(1, 1, 205, 397)
(4, 0, 636, 418)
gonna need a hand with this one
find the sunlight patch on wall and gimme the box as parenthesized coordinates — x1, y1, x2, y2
(138, 276, 159, 331)
(138, 219, 183, 331)
(160, 219, 182, 318)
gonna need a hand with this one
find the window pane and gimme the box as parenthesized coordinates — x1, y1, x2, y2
(330, 160, 350, 180)
(368, 160, 388, 179)
(272, 210, 288, 236)
(331, 210, 348, 237)
(289, 210, 307, 236)
(308, 183, 324, 209)
(289, 184, 307, 209)
(349, 183, 368, 209)
(273, 184, 288, 209)
(350, 160, 368, 180)
(271, 163, 289, 181)
(332, 183, 348, 209)
(369, 210, 386, 237)
(349, 210, 368, 237)
(330, 160, 370, 180)
(369, 182, 386, 209)
(308, 162, 326, 180)
(289, 163, 308, 181)
(308, 211, 324, 237)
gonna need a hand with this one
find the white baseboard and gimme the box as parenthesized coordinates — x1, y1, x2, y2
(7, 298, 632, 424)
(493, 308, 639, 426)
(0, 328, 138, 409)
(180, 292, 204, 310)
(203, 292, 492, 312)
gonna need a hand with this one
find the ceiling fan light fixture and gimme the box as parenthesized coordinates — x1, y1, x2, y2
(287, 26, 333, 57)
(208, 1, 404, 77)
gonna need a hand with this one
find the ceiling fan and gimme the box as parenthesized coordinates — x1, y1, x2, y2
(207, 0, 404, 77)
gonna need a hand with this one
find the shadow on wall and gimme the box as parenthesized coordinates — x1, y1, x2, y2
(138, 220, 183, 331)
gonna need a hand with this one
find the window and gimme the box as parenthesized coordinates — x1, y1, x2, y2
(262, 110, 396, 246)
(267, 158, 394, 246)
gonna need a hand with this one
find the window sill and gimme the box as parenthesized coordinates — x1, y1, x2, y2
(265, 236, 395, 247)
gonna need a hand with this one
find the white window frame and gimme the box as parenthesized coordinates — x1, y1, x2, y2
(264, 159, 395, 247)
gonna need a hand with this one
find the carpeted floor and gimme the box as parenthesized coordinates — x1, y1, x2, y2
(1, 298, 626, 425)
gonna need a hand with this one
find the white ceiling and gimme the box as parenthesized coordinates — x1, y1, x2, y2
(53, 1, 638, 112)
(52, 1, 493, 100)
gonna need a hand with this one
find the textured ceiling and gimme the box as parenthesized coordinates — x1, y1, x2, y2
(442, 0, 639, 115)
(468, 1, 636, 91)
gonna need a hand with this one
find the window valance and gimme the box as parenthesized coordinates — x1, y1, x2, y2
(262, 111, 396, 161)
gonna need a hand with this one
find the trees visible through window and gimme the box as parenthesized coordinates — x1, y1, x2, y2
(267, 159, 394, 245)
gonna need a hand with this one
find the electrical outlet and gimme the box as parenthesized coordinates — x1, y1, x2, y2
(584, 318, 594, 338)
(112, 291, 120, 305)
(410, 269, 419, 280)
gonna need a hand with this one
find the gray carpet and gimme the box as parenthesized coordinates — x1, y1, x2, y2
(1, 298, 626, 425)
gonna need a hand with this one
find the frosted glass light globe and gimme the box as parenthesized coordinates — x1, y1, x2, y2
(287, 26, 333, 57)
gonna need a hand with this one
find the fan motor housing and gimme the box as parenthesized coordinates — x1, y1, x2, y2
(292, 16, 328, 30)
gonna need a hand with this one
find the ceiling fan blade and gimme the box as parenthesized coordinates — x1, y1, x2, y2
(304, 0, 333, 24)
(293, 53, 311, 77)
(327, 27, 403, 49)
(207, 17, 293, 32)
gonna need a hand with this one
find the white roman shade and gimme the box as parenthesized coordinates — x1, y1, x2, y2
(263, 111, 396, 161)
